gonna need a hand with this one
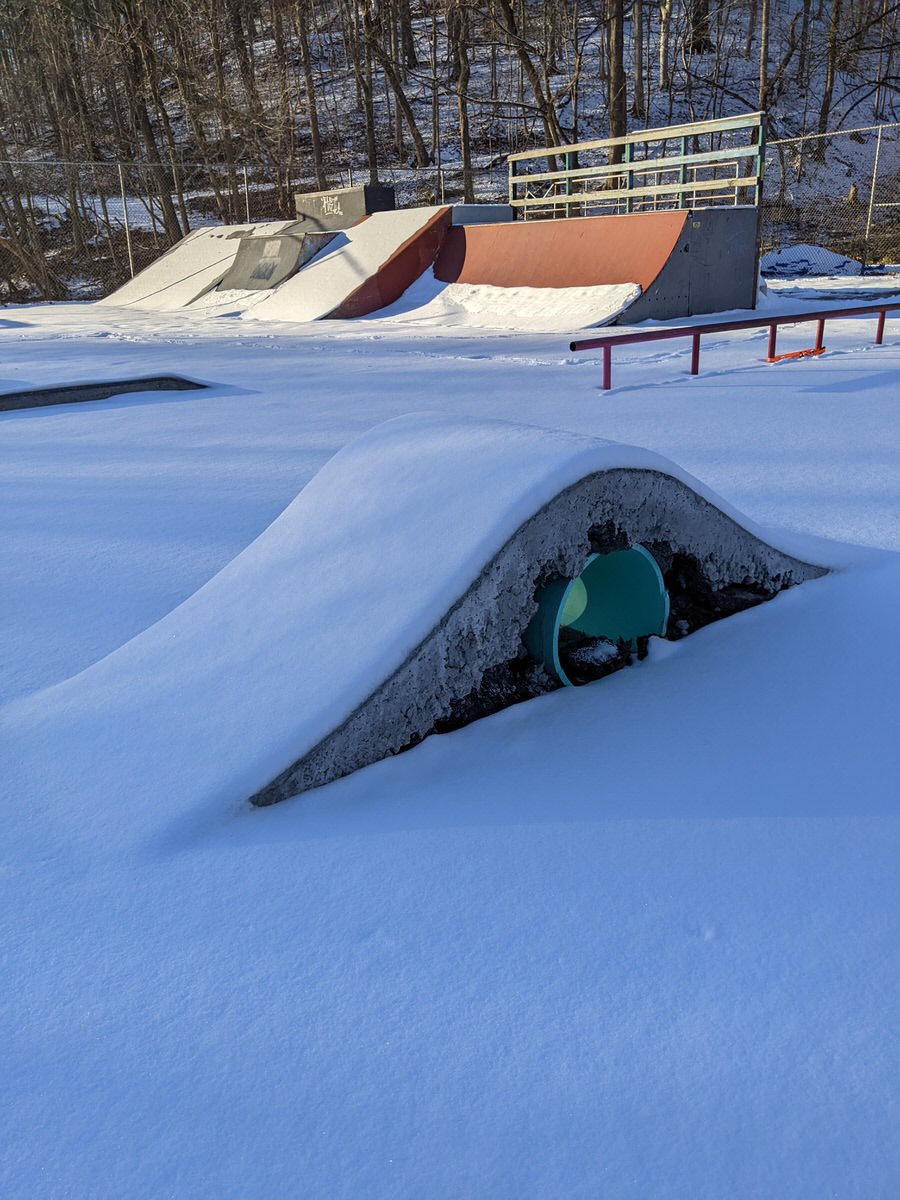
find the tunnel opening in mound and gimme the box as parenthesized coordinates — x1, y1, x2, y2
(247, 460, 828, 807)
(524, 546, 669, 687)
(427, 536, 797, 743)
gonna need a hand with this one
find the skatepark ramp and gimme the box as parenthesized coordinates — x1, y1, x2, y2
(98, 220, 299, 310)
(99, 199, 757, 326)
(434, 207, 759, 323)
(246, 207, 452, 322)
(7, 414, 827, 812)
(100, 207, 458, 321)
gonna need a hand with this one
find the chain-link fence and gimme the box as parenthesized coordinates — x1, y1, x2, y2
(3, 126, 898, 303)
(0, 156, 508, 303)
(762, 123, 900, 276)
(0, 158, 289, 302)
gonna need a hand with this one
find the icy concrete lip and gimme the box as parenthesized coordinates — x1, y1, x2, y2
(2, 412, 829, 814)
(0, 375, 206, 412)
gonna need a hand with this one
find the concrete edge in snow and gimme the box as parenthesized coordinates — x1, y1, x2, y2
(250, 466, 826, 805)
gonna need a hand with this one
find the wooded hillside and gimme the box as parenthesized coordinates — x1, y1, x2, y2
(1, 0, 897, 205)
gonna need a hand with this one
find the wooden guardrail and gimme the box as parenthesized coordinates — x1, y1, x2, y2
(568, 302, 900, 390)
(509, 113, 765, 219)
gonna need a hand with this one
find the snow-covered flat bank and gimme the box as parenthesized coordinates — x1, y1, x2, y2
(2, 297, 899, 1198)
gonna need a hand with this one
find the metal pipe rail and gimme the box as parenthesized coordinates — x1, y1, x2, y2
(569, 301, 900, 390)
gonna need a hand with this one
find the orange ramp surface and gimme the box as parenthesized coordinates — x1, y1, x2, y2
(435, 211, 688, 291)
(433, 207, 758, 322)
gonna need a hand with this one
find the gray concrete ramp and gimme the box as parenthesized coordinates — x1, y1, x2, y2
(99, 220, 299, 310)
(246, 207, 450, 323)
(218, 232, 337, 291)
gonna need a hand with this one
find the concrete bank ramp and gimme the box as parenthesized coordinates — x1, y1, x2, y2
(217, 230, 337, 291)
(243, 207, 450, 322)
(4, 415, 828, 813)
(99, 221, 298, 310)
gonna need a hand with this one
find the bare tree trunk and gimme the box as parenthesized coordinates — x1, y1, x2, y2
(367, 37, 432, 167)
(759, 0, 770, 110)
(658, 0, 672, 92)
(688, 0, 714, 54)
(448, 0, 474, 201)
(490, 0, 565, 148)
(607, 0, 626, 163)
(798, 0, 812, 87)
(818, 0, 843, 133)
(362, 35, 380, 184)
(295, 1, 328, 189)
(631, 0, 646, 119)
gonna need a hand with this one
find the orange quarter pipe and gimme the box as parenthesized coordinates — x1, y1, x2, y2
(433, 207, 758, 322)
(434, 210, 688, 292)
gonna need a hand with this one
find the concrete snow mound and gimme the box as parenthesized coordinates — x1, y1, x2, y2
(5, 414, 828, 812)
(250, 417, 828, 804)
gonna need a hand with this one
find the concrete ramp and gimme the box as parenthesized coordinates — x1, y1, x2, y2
(434, 207, 758, 322)
(7, 414, 827, 811)
(217, 231, 337, 291)
(99, 221, 298, 310)
(245, 207, 451, 323)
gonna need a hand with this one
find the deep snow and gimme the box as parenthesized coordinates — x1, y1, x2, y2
(2, 289, 899, 1199)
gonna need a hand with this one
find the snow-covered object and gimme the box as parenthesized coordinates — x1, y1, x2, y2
(4, 413, 826, 811)
(2, 298, 898, 1199)
(367, 271, 641, 331)
(760, 244, 862, 278)
(99, 220, 298, 309)
(244, 207, 447, 322)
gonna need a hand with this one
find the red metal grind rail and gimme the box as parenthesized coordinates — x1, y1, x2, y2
(569, 301, 900, 390)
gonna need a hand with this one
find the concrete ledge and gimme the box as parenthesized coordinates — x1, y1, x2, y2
(451, 204, 515, 226)
(294, 185, 396, 231)
(0, 376, 206, 412)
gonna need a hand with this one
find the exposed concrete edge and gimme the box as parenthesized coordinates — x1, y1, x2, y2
(0, 375, 206, 413)
(619, 207, 759, 323)
(620, 215, 692, 322)
(328, 208, 453, 318)
(450, 203, 515, 226)
(250, 467, 827, 805)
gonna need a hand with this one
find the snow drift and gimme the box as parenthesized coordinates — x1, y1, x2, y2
(4, 414, 827, 811)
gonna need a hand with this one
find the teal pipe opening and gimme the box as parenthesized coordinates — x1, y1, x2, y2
(524, 546, 669, 687)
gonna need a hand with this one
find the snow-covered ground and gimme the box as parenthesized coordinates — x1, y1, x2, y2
(2, 289, 899, 1198)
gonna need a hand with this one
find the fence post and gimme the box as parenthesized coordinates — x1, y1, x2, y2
(242, 166, 251, 223)
(117, 163, 135, 279)
(862, 125, 884, 274)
